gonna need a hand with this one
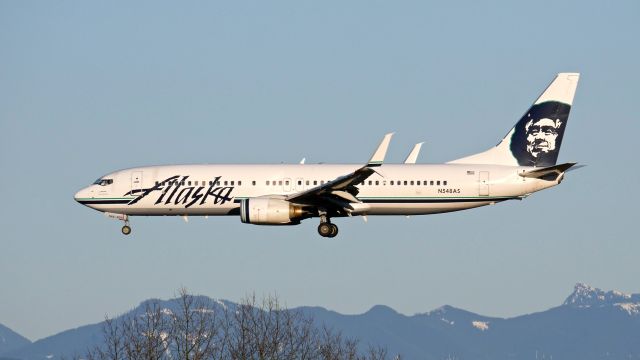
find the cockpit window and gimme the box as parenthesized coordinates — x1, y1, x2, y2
(93, 178, 113, 186)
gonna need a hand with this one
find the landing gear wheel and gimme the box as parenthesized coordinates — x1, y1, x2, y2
(121, 225, 132, 235)
(328, 224, 338, 238)
(318, 223, 333, 237)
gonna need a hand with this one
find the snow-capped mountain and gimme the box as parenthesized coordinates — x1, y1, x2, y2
(4, 284, 640, 360)
(0, 323, 31, 358)
(564, 283, 640, 315)
(3, 297, 235, 360)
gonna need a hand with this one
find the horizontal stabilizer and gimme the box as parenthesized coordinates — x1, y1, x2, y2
(519, 162, 577, 180)
(567, 164, 587, 172)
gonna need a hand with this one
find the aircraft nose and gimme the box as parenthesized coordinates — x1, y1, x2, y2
(74, 189, 82, 203)
(74, 187, 89, 203)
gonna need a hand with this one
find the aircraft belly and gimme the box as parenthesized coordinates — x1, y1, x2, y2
(91, 203, 237, 216)
(364, 201, 492, 215)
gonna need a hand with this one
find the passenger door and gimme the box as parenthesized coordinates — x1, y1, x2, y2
(131, 171, 143, 195)
(479, 171, 490, 196)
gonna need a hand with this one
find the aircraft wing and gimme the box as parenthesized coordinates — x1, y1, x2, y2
(285, 133, 393, 211)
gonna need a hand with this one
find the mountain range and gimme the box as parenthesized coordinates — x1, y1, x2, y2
(1, 283, 639, 360)
(0, 323, 31, 358)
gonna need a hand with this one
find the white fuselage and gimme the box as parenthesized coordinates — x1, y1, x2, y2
(74, 73, 579, 236)
(74, 163, 557, 217)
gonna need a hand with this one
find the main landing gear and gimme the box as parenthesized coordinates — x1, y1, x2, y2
(317, 210, 338, 238)
(317, 222, 338, 238)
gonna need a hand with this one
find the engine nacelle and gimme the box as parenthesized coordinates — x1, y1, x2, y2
(240, 197, 307, 225)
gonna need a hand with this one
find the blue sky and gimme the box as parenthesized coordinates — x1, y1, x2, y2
(1, 0, 639, 340)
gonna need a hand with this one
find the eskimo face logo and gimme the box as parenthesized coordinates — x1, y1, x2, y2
(525, 118, 562, 158)
(510, 101, 571, 167)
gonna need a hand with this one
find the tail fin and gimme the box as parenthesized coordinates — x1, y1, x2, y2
(449, 73, 580, 167)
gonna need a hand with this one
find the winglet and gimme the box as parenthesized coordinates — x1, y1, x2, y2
(404, 142, 424, 164)
(367, 133, 394, 167)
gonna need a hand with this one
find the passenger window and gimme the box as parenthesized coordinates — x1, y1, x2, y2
(306, 180, 309, 185)
(209, 181, 213, 186)
(266, 181, 270, 185)
(279, 181, 283, 186)
(321, 180, 325, 185)
(231, 181, 235, 186)
(404, 181, 408, 185)
(410, 181, 414, 185)
(252, 181, 256, 186)
(390, 181, 394, 185)
(375, 180, 379, 185)
(397, 181, 401, 186)
(437, 181, 441, 185)
(417, 181, 421, 185)
(444, 181, 447, 185)
(285, 181, 289, 185)
(430, 181, 434, 185)
(368, 181, 372, 185)
(314, 180, 318, 185)
(298, 180, 302, 186)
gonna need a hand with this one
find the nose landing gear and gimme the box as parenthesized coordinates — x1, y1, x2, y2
(105, 212, 132, 236)
(121, 222, 132, 235)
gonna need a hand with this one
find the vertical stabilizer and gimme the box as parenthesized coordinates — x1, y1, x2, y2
(449, 73, 580, 167)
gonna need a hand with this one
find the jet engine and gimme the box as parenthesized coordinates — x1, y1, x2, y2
(240, 197, 308, 225)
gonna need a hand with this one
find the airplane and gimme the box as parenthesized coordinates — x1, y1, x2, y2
(75, 73, 581, 238)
